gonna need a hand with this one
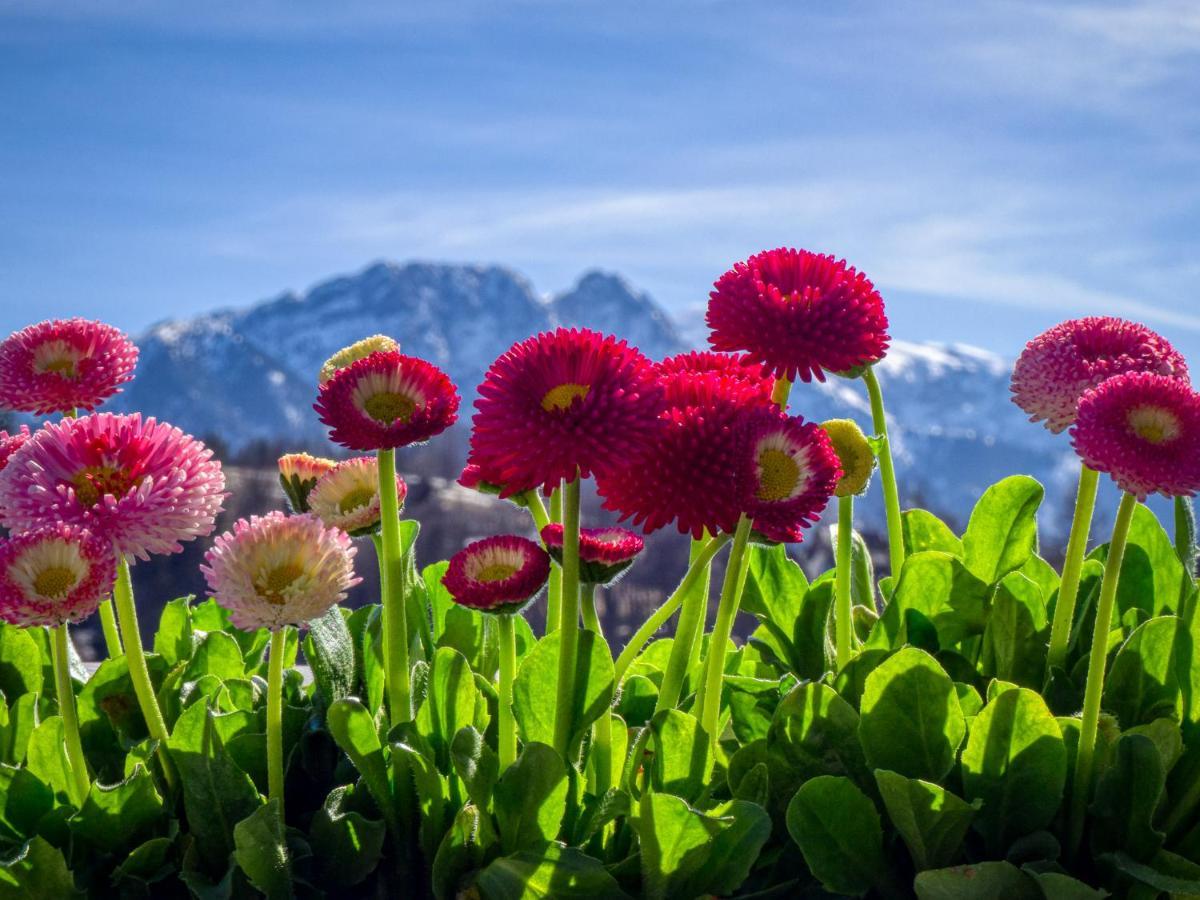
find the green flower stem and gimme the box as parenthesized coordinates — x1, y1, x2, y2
(685, 535, 714, 676)
(267, 628, 286, 815)
(698, 515, 754, 745)
(545, 487, 563, 634)
(835, 494, 855, 670)
(112, 557, 176, 792)
(1047, 463, 1101, 673)
(497, 613, 518, 770)
(862, 366, 906, 579)
(97, 600, 123, 658)
(656, 539, 715, 715)
(580, 584, 613, 793)
(52, 624, 90, 804)
(614, 533, 731, 685)
(771, 375, 793, 410)
(521, 489, 551, 533)
(552, 474, 582, 759)
(377, 448, 411, 725)
(1069, 490, 1138, 858)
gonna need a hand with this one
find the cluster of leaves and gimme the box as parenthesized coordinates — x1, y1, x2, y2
(3, 481, 1200, 897)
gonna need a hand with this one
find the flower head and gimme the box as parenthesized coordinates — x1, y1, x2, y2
(0, 524, 116, 627)
(0, 318, 139, 414)
(442, 535, 550, 614)
(655, 351, 776, 401)
(707, 249, 889, 383)
(1071, 372, 1200, 500)
(0, 413, 226, 560)
(318, 335, 400, 385)
(745, 412, 842, 543)
(821, 419, 876, 497)
(468, 329, 663, 496)
(202, 511, 360, 631)
(0, 425, 31, 474)
(315, 351, 460, 452)
(1011, 317, 1189, 434)
(309, 456, 406, 537)
(278, 452, 337, 513)
(457, 462, 504, 496)
(540, 523, 644, 585)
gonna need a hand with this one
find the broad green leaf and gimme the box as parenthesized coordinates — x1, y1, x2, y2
(902, 509, 963, 558)
(327, 698, 395, 828)
(914, 861, 1041, 899)
(1103, 850, 1200, 894)
(874, 769, 978, 871)
(512, 630, 613, 753)
(0, 625, 42, 702)
(110, 836, 175, 890)
(851, 530, 876, 610)
(634, 793, 770, 900)
(648, 709, 712, 803)
(0, 765, 53, 843)
(182, 631, 245, 683)
(866, 552, 989, 650)
(304, 605, 356, 714)
(740, 543, 808, 618)
(1118, 503, 1190, 617)
(786, 775, 885, 897)
(1105, 615, 1185, 728)
(432, 805, 487, 900)
(858, 647, 964, 782)
(725, 675, 778, 745)
(0, 835, 80, 899)
(154, 596, 195, 666)
(424, 561, 454, 640)
(451, 725, 499, 812)
(1028, 872, 1106, 898)
(980, 572, 1048, 689)
(233, 798, 291, 900)
(391, 739, 452, 863)
(1090, 733, 1165, 862)
(493, 742, 567, 854)
(26, 717, 81, 806)
(474, 845, 630, 899)
(962, 476, 1043, 585)
(68, 765, 164, 854)
(1175, 496, 1198, 576)
(417, 646, 487, 773)
(310, 784, 386, 889)
(0, 694, 34, 767)
(960, 687, 1067, 853)
(166, 700, 261, 865)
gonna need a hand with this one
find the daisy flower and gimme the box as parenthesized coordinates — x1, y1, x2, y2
(278, 452, 337, 513)
(308, 456, 406, 537)
(0, 318, 138, 414)
(540, 523, 644, 585)
(745, 412, 842, 543)
(442, 534, 550, 614)
(0, 425, 31, 473)
(0, 524, 116, 627)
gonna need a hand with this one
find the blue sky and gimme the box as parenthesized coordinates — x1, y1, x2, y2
(1, 1, 1198, 362)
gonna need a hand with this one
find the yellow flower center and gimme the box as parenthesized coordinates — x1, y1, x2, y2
(756, 449, 801, 502)
(541, 383, 590, 412)
(363, 391, 417, 424)
(1128, 406, 1181, 445)
(475, 563, 519, 583)
(72, 466, 139, 507)
(32, 341, 83, 379)
(33, 565, 79, 598)
(337, 487, 376, 513)
(257, 563, 305, 605)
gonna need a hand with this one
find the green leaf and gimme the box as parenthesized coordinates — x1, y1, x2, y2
(1118, 503, 1190, 617)
(740, 542, 808, 618)
(1027, 871, 1107, 899)
(417, 646, 488, 773)
(960, 687, 1067, 854)
(493, 742, 567, 854)
(0, 625, 42, 702)
(851, 530, 876, 610)
(786, 775, 885, 897)
(304, 605, 356, 714)
(1175, 496, 1198, 576)
(233, 798, 292, 900)
(874, 769, 978, 871)
(903, 509, 964, 558)
(858, 647, 964, 782)
(1090, 733, 1165, 862)
(0, 835, 80, 899)
(182, 631, 245, 683)
(68, 765, 164, 854)
(166, 700, 261, 865)
(111, 836, 175, 889)
(961, 476, 1044, 585)
(154, 596, 195, 666)
(327, 698, 396, 828)
(914, 861, 1041, 899)
(310, 784, 387, 889)
(0, 765, 53, 843)
(981, 572, 1048, 689)
(512, 630, 613, 753)
(432, 804, 488, 900)
(1102, 850, 1200, 894)
(451, 725, 499, 812)
(474, 845, 630, 899)
(634, 793, 770, 900)
(424, 561, 454, 640)
(866, 552, 990, 650)
(26, 716, 82, 806)
(648, 709, 712, 804)
(1104, 615, 1185, 728)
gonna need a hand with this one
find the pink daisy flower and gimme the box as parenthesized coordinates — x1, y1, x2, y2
(744, 412, 842, 543)
(656, 351, 776, 401)
(540, 523, 644, 585)
(468, 328, 663, 496)
(1071, 372, 1200, 500)
(308, 456, 406, 538)
(202, 511, 360, 631)
(1012, 317, 1189, 434)
(315, 351, 460, 452)
(0, 524, 116, 628)
(278, 452, 337, 513)
(707, 249, 890, 383)
(0, 413, 227, 560)
(442, 535, 550, 614)
(0, 318, 139, 414)
(0, 425, 31, 473)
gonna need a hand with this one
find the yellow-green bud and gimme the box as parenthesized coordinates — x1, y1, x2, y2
(821, 418, 876, 497)
(318, 334, 400, 384)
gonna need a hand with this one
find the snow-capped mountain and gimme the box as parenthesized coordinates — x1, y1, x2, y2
(112, 259, 1082, 535)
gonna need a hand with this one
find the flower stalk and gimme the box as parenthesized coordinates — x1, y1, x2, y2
(545, 488, 563, 634)
(497, 613, 518, 770)
(698, 514, 754, 744)
(267, 628, 286, 815)
(1046, 463, 1100, 672)
(580, 584, 613, 792)
(835, 494, 855, 669)
(52, 623, 90, 804)
(377, 448, 411, 725)
(551, 474, 582, 759)
(862, 366, 905, 579)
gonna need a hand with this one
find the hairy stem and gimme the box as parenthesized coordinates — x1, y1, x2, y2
(267, 628, 286, 815)
(497, 613, 518, 770)
(698, 515, 754, 745)
(1047, 464, 1100, 673)
(552, 475, 582, 759)
(862, 366, 906, 580)
(52, 624, 90, 803)
(835, 494, 855, 670)
(545, 488, 563, 634)
(377, 449, 411, 725)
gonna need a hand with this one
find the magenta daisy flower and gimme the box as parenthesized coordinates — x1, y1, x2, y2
(315, 351, 460, 452)
(0, 413, 226, 560)
(0, 524, 116, 628)
(744, 412, 842, 543)
(1012, 317, 1189, 434)
(202, 511, 360, 631)
(468, 329, 663, 496)
(457, 462, 505, 496)
(1071, 372, 1200, 500)
(278, 452, 337, 513)
(707, 249, 890, 383)
(0, 425, 31, 474)
(656, 351, 776, 401)
(0, 318, 138, 414)
(308, 456, 406, 537)
(540, 523, 644, 585)
(442, 535, 550, 613)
